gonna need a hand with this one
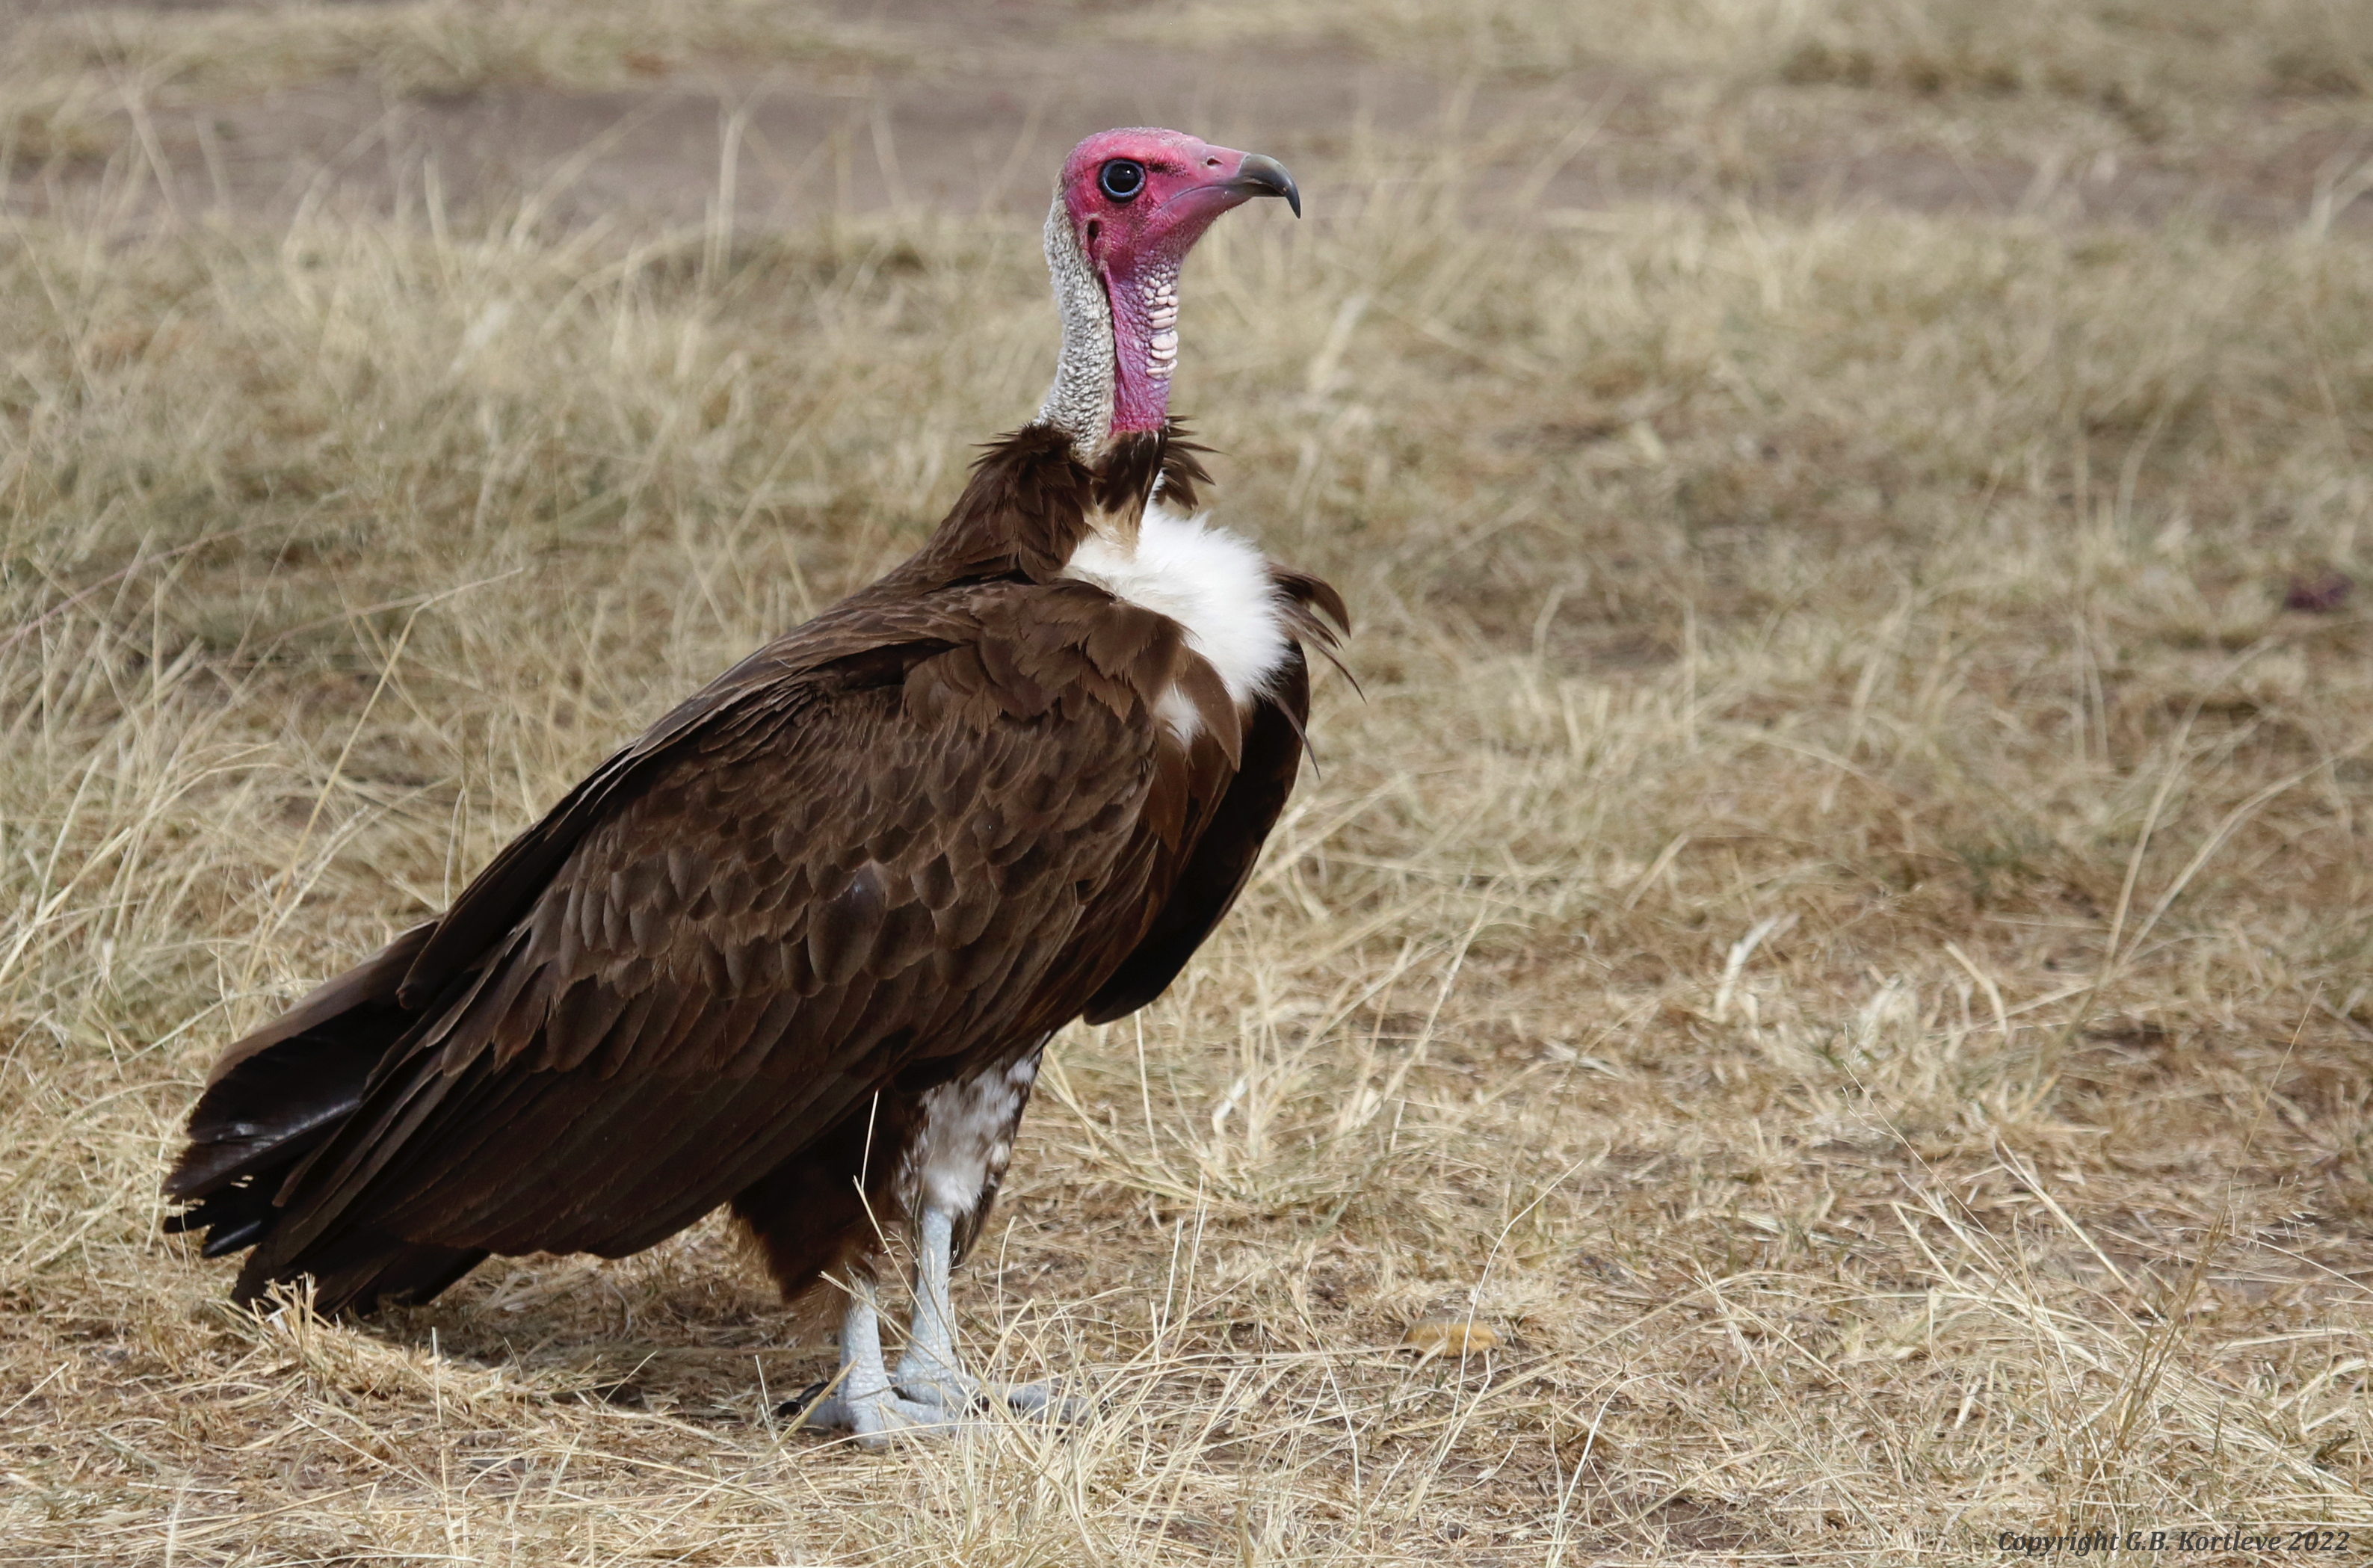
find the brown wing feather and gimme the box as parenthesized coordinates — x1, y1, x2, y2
(1082, 564, 1347, 1024)
(229, 584, 1188, 1305)
(1083, 648, 1312, 1025)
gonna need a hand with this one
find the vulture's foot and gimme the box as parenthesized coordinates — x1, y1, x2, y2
(999, 1380, 1077, 1420)
(787, 1374, 1073, 1447)
(786, 1210, 1083, 1447)
(791, 1381, 970, 1445)
(783, 1312, 1081, 1445)
(891, 1366, 1082, 1426)
(892, 1346, 1076, 1422)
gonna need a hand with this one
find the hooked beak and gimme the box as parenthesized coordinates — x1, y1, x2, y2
(1227, 152, 1301, 217)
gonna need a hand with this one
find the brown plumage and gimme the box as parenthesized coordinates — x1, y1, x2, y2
(166, 426, 1344, 1315)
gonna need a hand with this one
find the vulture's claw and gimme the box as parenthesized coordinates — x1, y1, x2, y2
(786, 1374, 1079, 1448)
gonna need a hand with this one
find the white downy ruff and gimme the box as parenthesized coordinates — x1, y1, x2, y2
(1064, 499, 1292, 739)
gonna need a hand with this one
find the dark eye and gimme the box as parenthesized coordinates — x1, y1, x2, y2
(1099, 158, 1146, 203)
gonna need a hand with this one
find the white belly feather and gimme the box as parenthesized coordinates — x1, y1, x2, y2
(907, 1053, 1042, 1219)
(1062, 501, 1292, 738)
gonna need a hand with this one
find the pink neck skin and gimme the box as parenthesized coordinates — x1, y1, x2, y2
(1107, 259, 1182, 435)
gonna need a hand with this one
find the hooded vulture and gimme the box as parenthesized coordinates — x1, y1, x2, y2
(164, 126, 1343, 1445)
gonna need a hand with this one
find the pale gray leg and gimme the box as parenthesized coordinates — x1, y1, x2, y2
(892, 1204, 1071, 1421)
(795, 1277, 965, 1448)
(890, 1205, 969, 1404)
(793, 1207, 1076, 1442)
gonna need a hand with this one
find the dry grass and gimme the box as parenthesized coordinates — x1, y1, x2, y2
(1162, 0, 2373, 100)
(5, 4, 2373, 1563)
(0, 0, 897, 170)
(1156, 0, 2373, 214)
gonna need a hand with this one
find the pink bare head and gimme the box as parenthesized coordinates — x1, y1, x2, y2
(1049, 128, 1300, 439)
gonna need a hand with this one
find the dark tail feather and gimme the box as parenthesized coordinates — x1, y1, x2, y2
(167, 1030, 397, 1200)
(166, 922, 485, 1311)
(233, 1229, 487, 1315)
(161, 1022, 405, 1284)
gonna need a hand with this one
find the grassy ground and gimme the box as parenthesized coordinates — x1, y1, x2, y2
(4, 1, 2373, 1563)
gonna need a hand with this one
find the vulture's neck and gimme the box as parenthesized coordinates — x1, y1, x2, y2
(1036, 197, 1117, 459)
(1036, 194, 1178, 475)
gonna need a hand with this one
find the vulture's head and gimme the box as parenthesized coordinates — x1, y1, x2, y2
(1040, 127, 1300, 449)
